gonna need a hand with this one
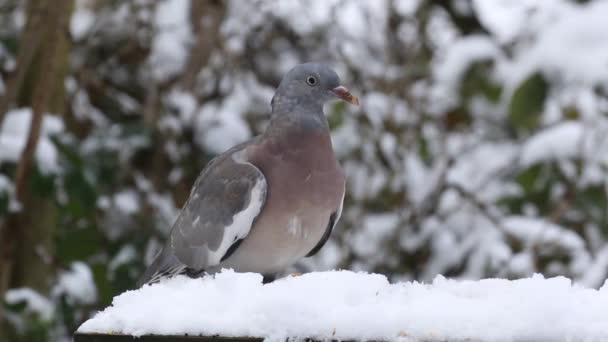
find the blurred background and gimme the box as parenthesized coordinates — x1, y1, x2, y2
(0, 0, 607, 340)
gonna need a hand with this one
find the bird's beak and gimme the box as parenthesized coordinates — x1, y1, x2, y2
(331, 86, 359, 106)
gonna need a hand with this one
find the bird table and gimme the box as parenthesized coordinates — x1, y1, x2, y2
(74, 271, 605, 341)
(73, 333, 264, 342)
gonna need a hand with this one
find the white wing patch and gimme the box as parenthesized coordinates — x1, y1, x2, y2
(207, 177, 266, 265)
(333, 189, 345, 230)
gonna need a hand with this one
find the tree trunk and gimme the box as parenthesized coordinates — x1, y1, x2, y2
(0, 0, 74, 335)
(0, 0, 46, 129)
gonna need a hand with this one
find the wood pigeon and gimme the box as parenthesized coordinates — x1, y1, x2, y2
(138, 63, 358, 286)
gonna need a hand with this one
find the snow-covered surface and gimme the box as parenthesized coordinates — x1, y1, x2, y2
(520, 121, 583, 166)
(70, 0, 94, 40)
(78, 270, 608, 341)
(108, 245, 137, 275)
(437, 0, 608, 105)
(519, 120, 608, 185)
(148, 0, 193, 81)
(112, 189, 140, 214)
(5, 288, 53, 321)
(0, 108, 64, 173)
(474, 0, 608, 90)
(472, 0, 534, 44)
(0, 174, 10, 192)
(52, 262, 97, 305)
(195, 81, 253, 154)
(432, 35, 499, 101)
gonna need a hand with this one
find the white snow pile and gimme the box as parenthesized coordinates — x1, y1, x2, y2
(0, 108, 64, 173)
(148, 0, 193, 81)
(78, 270, 608, 341)
(5, 288, 53, 321)
(433, 0, 608, 110)
(53, 261, 97, 305)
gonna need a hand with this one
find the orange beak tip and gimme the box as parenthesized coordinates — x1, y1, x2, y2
(332, 86, 360, 106)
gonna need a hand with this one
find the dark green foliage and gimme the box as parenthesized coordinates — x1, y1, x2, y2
(0, 190, 8, 216)
(63, 169, 98, 216)
(56, 224, 103, 263)
(460, 61, 502, 103)
(4, 300, 52, 342)
(509, 72, 549, 135)
(29, 168, 55, 198)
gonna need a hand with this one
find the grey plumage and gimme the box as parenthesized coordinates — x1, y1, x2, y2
(138, 63, 357, 286)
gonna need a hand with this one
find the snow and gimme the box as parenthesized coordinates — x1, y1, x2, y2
(501, 216, 587, 255)
(70, 1, 95, 40)
(145, 191, 178, 232)
(113, 189, 140, 215)
(472, 0, 539, 44)
(0, 174, 20, 213)
(272, 0, 340, 36)
(439, 0, 608, 114)
(363, 92, 394, 128)
(520, 121, 582, 166)
(148, 0, 193, 81)
(195, 81, 253, 154)
(0, 108, 64, 173)
(448, 141, 517, 194)
(0, 174, 11, 192)
(78, 270, 608, 341)
(350, 214, 399, 261)
(394, 0, 420, 17)
(335, 1, 370, 40)
(167, 90, 197, 124)
(52, 262, 97, 305)
(517, 118, 608, 185)
(222, 0, 390, 77)
(404, 154, 448, 207)
(5, 288, 53, 321)
(496, 0, 608, 89)
(579, 246, 608, 288)
(433, 35, 500, 92)
(429, 34, 501, 113)
(109, 245, 137, 274)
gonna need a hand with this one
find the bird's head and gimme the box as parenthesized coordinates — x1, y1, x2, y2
(272, 63, 359, 112)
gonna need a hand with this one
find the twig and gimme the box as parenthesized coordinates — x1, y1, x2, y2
(446, 183, 502, 226)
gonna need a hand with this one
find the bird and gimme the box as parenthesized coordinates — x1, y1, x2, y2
(137, 62, 359, 286)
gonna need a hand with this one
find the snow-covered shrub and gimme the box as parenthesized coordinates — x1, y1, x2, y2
(1, 0, 607, 340)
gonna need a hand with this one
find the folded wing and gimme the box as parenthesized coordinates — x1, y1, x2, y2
(138, 148, 267, 285)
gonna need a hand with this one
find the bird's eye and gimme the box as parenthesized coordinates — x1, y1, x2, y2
(306, 76, 317, 86)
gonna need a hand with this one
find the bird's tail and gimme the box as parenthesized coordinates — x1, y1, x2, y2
(136, 246, 187, 287)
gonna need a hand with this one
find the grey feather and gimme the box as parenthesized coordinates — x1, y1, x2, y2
(136, 247, 185, 287)
(171, 150, 266, 269)
(138, 144, 267, 285)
